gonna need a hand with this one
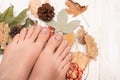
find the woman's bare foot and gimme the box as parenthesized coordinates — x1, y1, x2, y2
(0, 26, 50, 80)
(29, 33, 72, 80)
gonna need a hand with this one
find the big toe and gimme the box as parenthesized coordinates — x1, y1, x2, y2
(42, 33, 63, 54)
(35, 27, 50, 47)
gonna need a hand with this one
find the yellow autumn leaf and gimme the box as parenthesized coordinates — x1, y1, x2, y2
(63, 33, 75, 46)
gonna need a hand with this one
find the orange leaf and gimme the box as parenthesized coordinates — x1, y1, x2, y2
(65, 0, 88, 17)
(85, 34, 98, 59)
(63, 33, 75, 46)
(72, 52, 90, 71)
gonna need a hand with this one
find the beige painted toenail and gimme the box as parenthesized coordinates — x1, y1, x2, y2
(23, 28, 27, 30)
(64, 40, 68, 44)
(67, 46, 71, 49)
(55, 34, 62, 41)
(41, 28, 48, 34)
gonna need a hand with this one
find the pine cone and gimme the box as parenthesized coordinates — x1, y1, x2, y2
(37, 3, 55, 22)
(9, 26, 22, 38)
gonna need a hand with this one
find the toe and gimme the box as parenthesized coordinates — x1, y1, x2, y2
(58, 53, 72, 72)
(10, 34, 20, 45)
(30, 26, 42, 42)
(55, 40, 68, 57)
(58, 62, 70, 80)
(42, 33, 63, 54)
(25, 26, 34, 39)
(59, 46, 71, 61)
(35, 28, 50, 48)
(19, 28, 27, 42)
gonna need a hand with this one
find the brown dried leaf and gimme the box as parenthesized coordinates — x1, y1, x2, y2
(29, 0, 41, 18)
(72, 52, 90, 70)
(77, 27, 98, 59)
(0, 22, 10, 49)
(63, 33, 75, 46)
(65, 0, 88, 17)
(77, 26, 87, 45)
(85, 34, 98, 59)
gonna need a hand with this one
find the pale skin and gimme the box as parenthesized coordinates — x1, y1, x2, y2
(0, 25, 71, 80)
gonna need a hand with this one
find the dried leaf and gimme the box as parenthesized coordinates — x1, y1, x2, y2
(23, 18, 34, 27)
(29, 0, 41, 18)
(0, 6, 14, 22)
(63, 33, 75, 46)
(8, 8, 29, 27)
(57, 9, 68, 25)
(77, 26, 87, 45)
(0, 22, 10, 49)
(85, 34, 98, 59)
(72, 52, 90, 70)
(65, 0, 88, 17)
(46, 9, 80, 33)
(65, 20, 80, 33)
(77, 27, 98, 59)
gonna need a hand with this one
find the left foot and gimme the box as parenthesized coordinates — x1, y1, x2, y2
(0, 26, 50, 80)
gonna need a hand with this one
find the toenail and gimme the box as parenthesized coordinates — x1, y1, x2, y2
(67, 46, 71, 49)
(41, 28, 48, 34)
(17, 33, 20, 35)
(64, 40, 68, 44)
(23, 28, 27, 30)
(55, 34, 62, 41)
(58, 32, 63, 35)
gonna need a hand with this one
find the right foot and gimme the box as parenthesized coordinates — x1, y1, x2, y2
(0, 26, 50, 80)
(29, 33, 72, 80)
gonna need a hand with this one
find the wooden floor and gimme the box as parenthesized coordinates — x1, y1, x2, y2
(0, 0, 120, 80)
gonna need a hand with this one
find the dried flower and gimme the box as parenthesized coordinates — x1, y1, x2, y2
(37, 3, 55, 22)
(0, 22, 10, 48)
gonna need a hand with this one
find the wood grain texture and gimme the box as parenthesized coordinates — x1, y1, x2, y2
(0, 0, 120, 80)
